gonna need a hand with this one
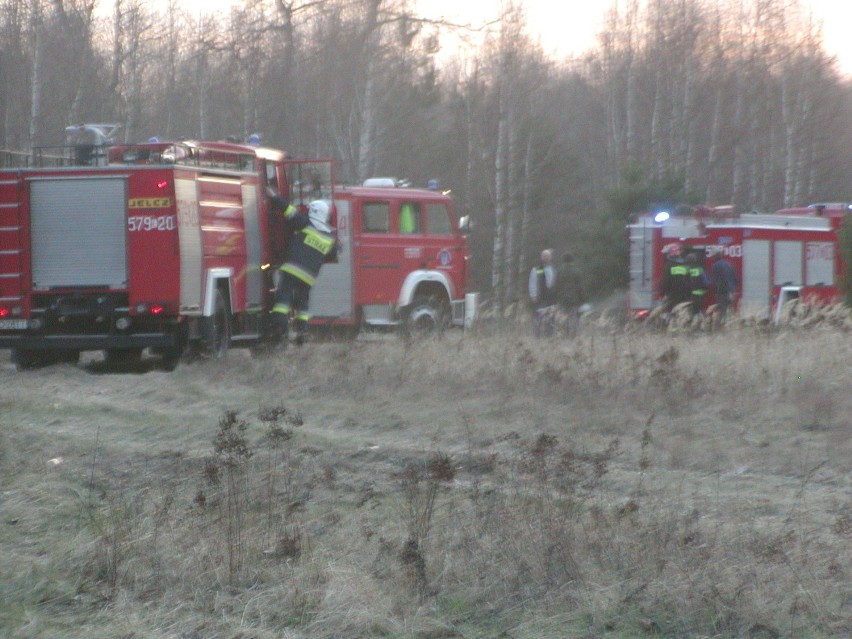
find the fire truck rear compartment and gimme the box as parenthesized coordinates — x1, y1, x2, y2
(12, 175, 178, 351)
(31, 176, 128, 289)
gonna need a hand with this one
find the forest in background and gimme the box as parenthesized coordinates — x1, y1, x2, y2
(2, 0, 851, 307)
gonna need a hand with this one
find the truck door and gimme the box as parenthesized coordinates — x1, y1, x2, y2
(283, 160, 334, 212)
(742, 239, 770, 316)
(628, 221, 656, 311)
(421, 199, 467, 297)
(774, 240, 803, 288)
(309, 198, 353, 320)
(356, 198, 400, 306)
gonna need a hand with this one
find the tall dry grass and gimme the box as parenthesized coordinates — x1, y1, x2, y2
(0, 317, 849, 638)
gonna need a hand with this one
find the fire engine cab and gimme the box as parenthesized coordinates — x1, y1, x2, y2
(0, 126, 476, 370)
(628, 203, 847, 321)
(284, 166, 475, 334)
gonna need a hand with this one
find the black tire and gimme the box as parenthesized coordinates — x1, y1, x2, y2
(105, 348, 143, 367)
(57, 350, 81, 365)
(157, 348, 182, 371)
(12, 349, 80, 370)
(201, 289, 230, 358)
(402, 294, 448, 338)
(12, 348, 43, 371)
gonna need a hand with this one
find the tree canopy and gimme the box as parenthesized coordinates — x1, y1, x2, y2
(2, 0, 849, 299)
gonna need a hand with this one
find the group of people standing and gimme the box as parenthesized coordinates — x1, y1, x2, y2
(528, 249, 586, 337)
(660, 242, 738, 323)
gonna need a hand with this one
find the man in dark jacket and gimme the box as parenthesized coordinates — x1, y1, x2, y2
(270, 199, 338, 346)
(555, 252, 585, 336)
(710, 249, 738, 324)
(528, 249, 556, 337)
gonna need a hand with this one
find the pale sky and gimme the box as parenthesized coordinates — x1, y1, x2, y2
(414, 0, 852, 76)
(169, 0, 852, 76)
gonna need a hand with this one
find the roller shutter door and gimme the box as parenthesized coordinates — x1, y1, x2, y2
(30, 177, 127, 289)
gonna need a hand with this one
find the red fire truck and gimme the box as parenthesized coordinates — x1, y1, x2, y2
(628, 203, 848, 321)
(291, 171, 475, 334)
(0, 126, 476, 370)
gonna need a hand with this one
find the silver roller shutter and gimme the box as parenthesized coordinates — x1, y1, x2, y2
(30, 176, 127, 289)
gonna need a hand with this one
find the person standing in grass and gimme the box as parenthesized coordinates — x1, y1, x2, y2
(659, 242, 691, 315)
(528, 248, 556, 337)
(685, 251, 709, 317)
(710, 248, 738, 325)
(555, 252, 586, 336)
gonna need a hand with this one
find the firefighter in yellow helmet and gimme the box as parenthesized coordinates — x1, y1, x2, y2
(269, 199, 338, 347)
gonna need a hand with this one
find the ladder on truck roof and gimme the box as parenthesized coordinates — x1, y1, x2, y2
(0, 176, 24, 304)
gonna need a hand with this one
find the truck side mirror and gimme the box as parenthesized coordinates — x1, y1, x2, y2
(459, 215, 472, 234)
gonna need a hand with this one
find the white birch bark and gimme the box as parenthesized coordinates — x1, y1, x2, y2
(28, 0, 42, 148)
(491, 79, 508, 316)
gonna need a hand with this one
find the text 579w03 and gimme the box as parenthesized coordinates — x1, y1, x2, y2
(128, 215, 176, 232)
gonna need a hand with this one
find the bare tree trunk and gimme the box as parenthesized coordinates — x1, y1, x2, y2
(781, 73, 800, 208)
(503, 102, 518, 309)
(463, 67, 479, 221)
(28, 0, 41, 147)
(518, 134, 533, 301)
(357, 63, 376, 181)
(624, 56, 638, 167)
(705, 83, 723, 203)
(111, 0, 123, 95)
(730, 72, 748, 210)
(164, 0, 178, 137)
(491, 81, 508, 316)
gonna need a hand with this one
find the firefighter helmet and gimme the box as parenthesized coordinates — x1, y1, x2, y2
(662, 242, 682, 257)
(308, 200, 332, 232)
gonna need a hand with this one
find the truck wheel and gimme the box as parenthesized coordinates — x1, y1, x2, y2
(57, 350, 80, 365)
(202, 290, 230, 358)
(105, 348, 143, 368)
(156, 347, 182, 371)
(12, 349, 78, 370)
(12, 348, 43, 370)
(402, 294, 447, 338)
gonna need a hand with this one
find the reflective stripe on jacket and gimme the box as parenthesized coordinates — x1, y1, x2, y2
(280, 226, 337, 286)
(688, 266, 708, 296)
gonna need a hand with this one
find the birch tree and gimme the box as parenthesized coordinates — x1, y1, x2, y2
(28, 0, 42, 147)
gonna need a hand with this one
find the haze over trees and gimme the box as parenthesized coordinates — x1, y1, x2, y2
(1, 0, 850, 303)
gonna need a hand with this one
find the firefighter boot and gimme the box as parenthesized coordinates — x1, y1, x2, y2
(269, 316, 289, 350)
(293, 316, 308, 346)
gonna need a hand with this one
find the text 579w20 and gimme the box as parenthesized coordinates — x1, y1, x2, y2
(128, 215, 176, 232)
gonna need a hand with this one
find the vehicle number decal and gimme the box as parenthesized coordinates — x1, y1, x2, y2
(128, 215, 177, 232)
(129, 197, 172, 208)
(705, 244, 742, 258)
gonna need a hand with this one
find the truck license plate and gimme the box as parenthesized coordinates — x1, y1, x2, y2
(0, 319, 27, 330)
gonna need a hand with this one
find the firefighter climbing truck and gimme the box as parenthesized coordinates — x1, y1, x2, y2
(628, 203, 847, 321)
(0, 125, 475, 370)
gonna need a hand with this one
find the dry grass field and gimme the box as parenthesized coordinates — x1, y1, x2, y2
(0, 319, 850, 638)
